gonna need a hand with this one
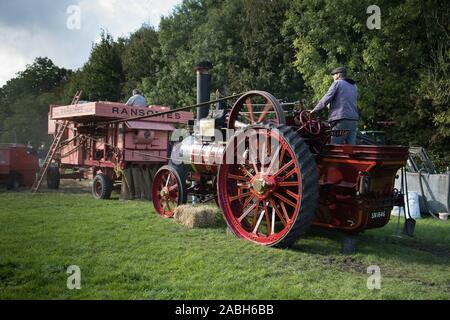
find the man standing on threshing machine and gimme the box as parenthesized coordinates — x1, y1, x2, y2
(125, 89, 148, 107)
(311, 67, 359, 145)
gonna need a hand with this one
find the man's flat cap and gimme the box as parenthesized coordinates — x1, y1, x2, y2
(331, 67, 347, 75)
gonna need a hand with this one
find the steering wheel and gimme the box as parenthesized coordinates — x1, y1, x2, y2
(298, 110, 321, 135)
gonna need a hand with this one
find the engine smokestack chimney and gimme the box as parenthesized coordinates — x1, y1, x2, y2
(195, 61, 212, 121)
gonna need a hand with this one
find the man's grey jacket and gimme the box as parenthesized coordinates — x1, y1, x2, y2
(126, 94, 147, 107)
(312, 79, 359, 123)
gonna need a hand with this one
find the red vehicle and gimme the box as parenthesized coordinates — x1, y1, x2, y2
(150, 65, 409, 247)
(0, 144, 39, 190)
(47, 101, 193, 199)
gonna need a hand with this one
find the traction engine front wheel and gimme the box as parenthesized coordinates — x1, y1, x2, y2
(151, 165, 187, 218)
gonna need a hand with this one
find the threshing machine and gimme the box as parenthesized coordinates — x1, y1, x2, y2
(42, 96, 193, 199)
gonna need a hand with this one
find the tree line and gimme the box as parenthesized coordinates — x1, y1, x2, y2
(0, 0, 448, 167)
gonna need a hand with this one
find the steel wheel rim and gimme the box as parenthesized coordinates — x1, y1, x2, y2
(228, 91, 286, 130)
(152, 169, 180, 218)
(218, 127, 302, 246)
(94, 179, 102, 197)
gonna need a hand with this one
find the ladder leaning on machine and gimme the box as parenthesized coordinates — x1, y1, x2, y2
(31, 91, 82, 193)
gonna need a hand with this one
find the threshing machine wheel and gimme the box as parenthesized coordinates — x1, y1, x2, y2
(217, 124, 319, 247)
(151, 164, 187, 218)
(92, 173, 113, 200)
(227, 91, 286, 130)
(47, 166, 61, 190)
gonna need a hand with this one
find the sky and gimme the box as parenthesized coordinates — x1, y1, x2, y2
(0, 0, 183, 86)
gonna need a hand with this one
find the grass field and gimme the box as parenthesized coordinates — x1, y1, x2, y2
(0, 188, 449, 300)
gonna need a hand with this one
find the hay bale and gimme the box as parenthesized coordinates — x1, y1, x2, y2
(173, 205, 217, 229)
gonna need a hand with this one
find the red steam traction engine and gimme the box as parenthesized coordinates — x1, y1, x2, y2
(151, 65, 409, 247)
(47, 101, 193, 199)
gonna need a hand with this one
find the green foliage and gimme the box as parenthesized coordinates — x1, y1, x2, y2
(285, 0, 449, 167)
(121, 25, 161, 97)
(144, 0, 303, 107)
(81, 31, 125, 102)
(0, 58, 69, 146)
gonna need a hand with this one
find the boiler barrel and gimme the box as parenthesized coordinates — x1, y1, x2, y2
(171, 137, 224, 174)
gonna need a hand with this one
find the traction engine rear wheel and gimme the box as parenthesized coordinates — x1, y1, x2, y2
(217, 124, 319, 247)
(151, 165, 187, 218)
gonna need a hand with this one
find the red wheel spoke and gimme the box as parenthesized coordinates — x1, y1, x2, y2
(278, 181, 298, 187)
(246, 98, 256, 124)
(273, 192, 297, 209)
(285, 189, 300, 201)
(268, 197, 287, 227)
(258, 102, 273, 123)
(242, 193, 256, 209)
(230, 191, 253, 203)
(281, 168, 297, 180)
(280, 201, 291, 223)
(273, 160, 294, 178)
(228, 174, 249, 181)
(279, 146, 286, 165)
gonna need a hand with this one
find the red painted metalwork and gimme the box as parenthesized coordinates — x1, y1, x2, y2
(0, 144, 39, 188)
(314, 145, 408, 232)
(227, 91, 286, 129)
(297, 110, 321, 135)
(153, 90, 409, 247)
(152, 167, 182, 218)
(47, 101, 194, 197)
(217, 127, 303, 246)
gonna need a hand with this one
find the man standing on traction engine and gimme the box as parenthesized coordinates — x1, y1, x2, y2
(311, 67, 359, 145)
